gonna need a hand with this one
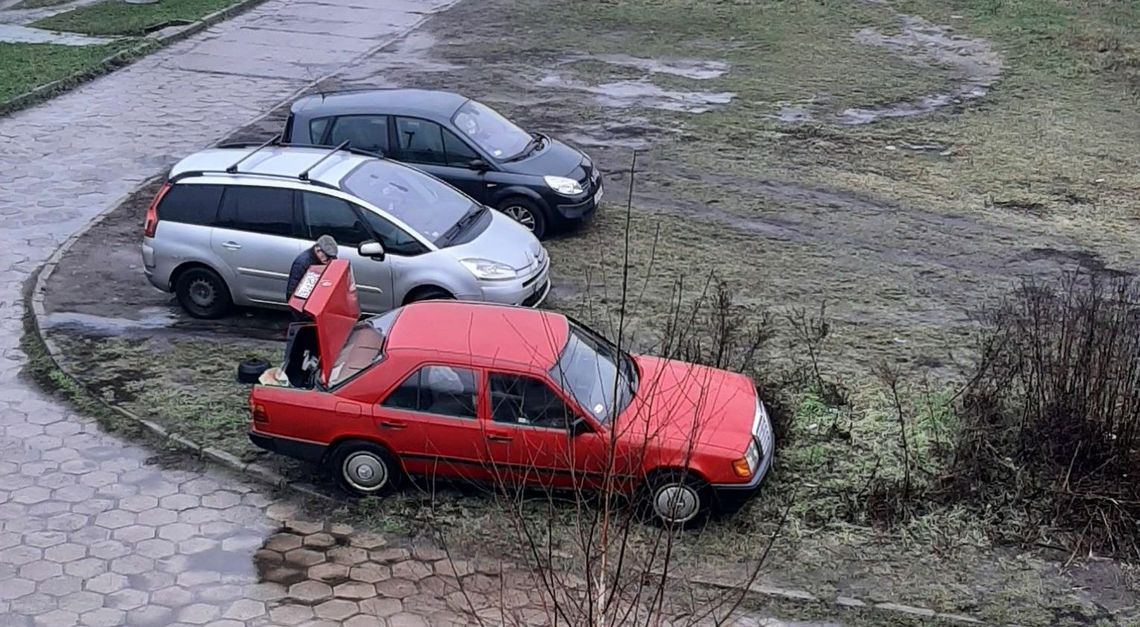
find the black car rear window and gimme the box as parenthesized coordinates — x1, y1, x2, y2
(157, 184, 224, 226)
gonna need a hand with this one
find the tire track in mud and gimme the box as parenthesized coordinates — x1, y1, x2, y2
(630, 163, 1135, 282)
(777, 9, 1003, 124)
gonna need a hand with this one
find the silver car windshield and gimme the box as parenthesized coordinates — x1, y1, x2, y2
(341, 160, 475, 243)
(451, 100, 532, 161)
(548, 323, 636, 424)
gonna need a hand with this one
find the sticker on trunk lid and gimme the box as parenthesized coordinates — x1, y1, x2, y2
(295, 270, 321, 299)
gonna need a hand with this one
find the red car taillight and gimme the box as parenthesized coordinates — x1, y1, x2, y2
(144, 182, 171, 238)
(250, 397, 269, 424)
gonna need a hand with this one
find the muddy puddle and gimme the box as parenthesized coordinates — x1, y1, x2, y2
(559, 115, 667, 151)
(534, 53, 733, 114)
(778, 12, 1002, 124)
(565, 53, 729, 80)
(43, 307, 287, 342)
(41, 308, 178, 337)
(538, 72, 733, 114)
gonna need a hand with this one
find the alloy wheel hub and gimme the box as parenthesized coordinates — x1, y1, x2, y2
(504, 206, 536, 230)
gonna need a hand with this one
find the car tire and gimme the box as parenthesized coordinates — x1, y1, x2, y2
(329, 441, 401, 497)
(639, 470, 712, 529)
(497, 197, 548, 240)
(174, 266, 232, 319)
(404, 286, 455, 305)
(236, 358, 269, 384)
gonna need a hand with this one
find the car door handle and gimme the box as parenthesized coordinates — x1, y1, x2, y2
(220, 241, 242, 250)
(487, 433, 513, 443)
(379, 420, 407, 430)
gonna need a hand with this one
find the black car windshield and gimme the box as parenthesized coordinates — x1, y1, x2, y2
(548, 322, 637, 424)
(341, 160, 476, 243)
(451, 100, 533, 161)
(328, 310, 400, 387)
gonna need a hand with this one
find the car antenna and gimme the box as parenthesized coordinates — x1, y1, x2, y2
(299, 140, 351, 181)
(225, 134, 279, 173)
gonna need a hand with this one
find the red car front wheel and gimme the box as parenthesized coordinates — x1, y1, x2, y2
(641, 470, 712, 529)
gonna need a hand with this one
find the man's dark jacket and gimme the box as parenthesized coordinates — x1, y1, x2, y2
(286, 248, 321, 301)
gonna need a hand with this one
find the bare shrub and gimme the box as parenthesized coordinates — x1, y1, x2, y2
(783, 302, 847, 408)
(657, 274, 792, 444)
(415, 154, 791, 625)
(955, 272, 1140, 557)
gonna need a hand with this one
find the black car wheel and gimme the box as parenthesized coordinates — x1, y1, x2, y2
(404, 286, 455, 305)
(639, 470, 712, 529)
(498, 197, 548, 240)
(329, 441, 401, 497)
(175, 267, 232, 319)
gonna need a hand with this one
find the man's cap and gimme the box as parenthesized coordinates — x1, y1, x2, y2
(316, 235, 338, 258)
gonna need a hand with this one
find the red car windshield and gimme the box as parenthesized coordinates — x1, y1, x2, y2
(328, 310, 400, 387)
(548, 323, 637, 424)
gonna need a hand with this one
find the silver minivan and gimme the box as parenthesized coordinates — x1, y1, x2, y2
(142, 144, 550, 318)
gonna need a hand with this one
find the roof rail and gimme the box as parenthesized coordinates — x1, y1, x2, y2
(308, 86, 398, 100)
(279, 141, 383, 158)
(224, 134, 280, 173)
(298, 140, 351, 181)
(215, 139, 380, 159)
(169, 169, 338, 190)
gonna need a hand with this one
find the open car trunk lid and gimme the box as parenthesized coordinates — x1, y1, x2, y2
(288, 259, 360, 386)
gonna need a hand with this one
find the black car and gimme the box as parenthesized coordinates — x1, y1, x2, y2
(282, 88, 602, 239)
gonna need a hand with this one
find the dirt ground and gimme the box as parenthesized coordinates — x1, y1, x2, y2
(41, 0, 1140, 624)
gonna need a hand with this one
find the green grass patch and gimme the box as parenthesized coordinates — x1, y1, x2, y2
(32, 0, 240, 36)
(0, 41, 131, 103)
(49, 332, 275, 458)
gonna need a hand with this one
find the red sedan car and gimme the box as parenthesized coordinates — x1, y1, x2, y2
(249, 259, 775, 526)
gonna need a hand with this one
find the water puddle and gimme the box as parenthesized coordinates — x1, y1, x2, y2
(778, 12, 1002, 124)
(570, 53, 729, 80)
(559, 115, 665, 151)
(42, 307, 177, 337)
(538, 73, 734, 113)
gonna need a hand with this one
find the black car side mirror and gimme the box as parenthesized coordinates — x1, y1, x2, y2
(570, 417, 592, 436)
(358, 240, 385, 261)
(468, 158, 489, 171)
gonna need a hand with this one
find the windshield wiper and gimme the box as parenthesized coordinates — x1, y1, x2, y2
(504, 134, 543, 162)
(441, 204, 485, 245)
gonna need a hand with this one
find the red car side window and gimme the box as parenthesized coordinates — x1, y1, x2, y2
(382, 365, 478, 419)
(489, 374, 576, 429)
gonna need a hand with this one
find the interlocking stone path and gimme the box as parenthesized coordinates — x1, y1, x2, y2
(0, 1, 523, 625)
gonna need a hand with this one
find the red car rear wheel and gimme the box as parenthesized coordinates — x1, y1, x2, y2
(329, 441, 401, 497)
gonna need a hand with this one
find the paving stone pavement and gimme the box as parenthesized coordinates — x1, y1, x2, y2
(0, 1, 547, 625)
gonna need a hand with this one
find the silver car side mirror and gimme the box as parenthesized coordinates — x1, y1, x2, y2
(358, 240, 385, 260)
